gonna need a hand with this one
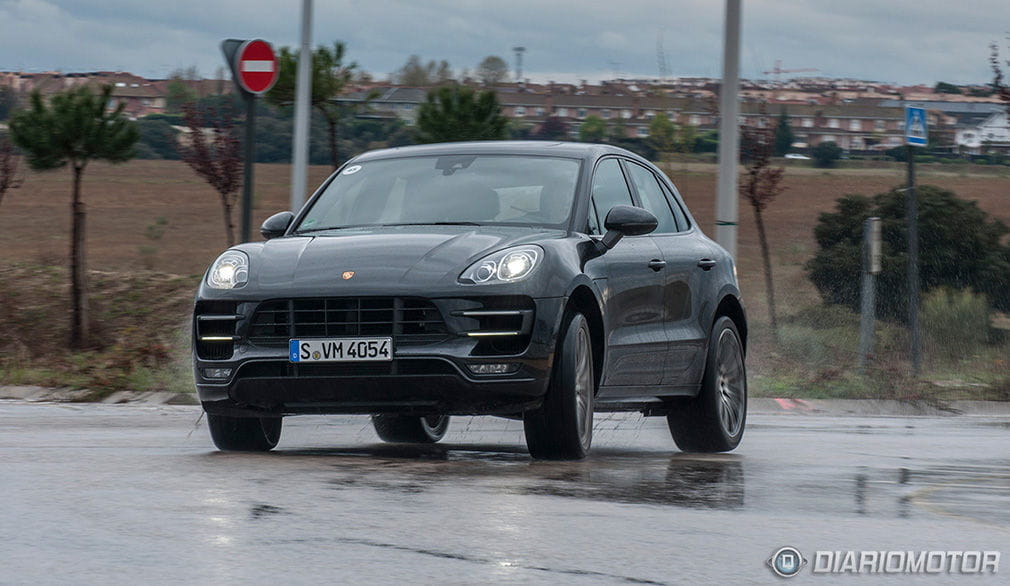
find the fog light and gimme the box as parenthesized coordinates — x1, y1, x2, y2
(202, 368, 233, 379)
(467, 363, 519, 375)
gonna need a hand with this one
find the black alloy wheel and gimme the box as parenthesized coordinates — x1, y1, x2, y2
(372, 414, 450, 443)
(667, 316, 747, 452)
(524, 312, 595, 460)
(207, 414, 282, 452)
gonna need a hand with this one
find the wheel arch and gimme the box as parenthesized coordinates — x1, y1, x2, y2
(714, 293, 748, 354)
(565, 284, 605, 388)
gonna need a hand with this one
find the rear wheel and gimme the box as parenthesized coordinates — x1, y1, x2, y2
(667, 316, 746, 452)
(524, 312, 595, 460)
(372, 414, 450, 443)
(207, 413, 282, 452)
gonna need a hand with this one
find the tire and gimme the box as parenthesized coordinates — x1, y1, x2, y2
(371, 414, 450, 443)
(207, 413, 282, 452)
(667, 316, 747, 452)
(524, 312, 595, 460)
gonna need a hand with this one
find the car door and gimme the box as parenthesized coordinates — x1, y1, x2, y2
(623, 160, 711, 388)
(584, 157, 667, 388)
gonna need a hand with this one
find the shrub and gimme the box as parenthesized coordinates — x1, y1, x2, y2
(812, 141, 842, 167)
(807, 185, 1010, 320)
(921, 288, 990, 361)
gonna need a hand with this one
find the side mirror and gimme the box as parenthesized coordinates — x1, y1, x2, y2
(261, 211, 295, 240)
(599, 205, 658, 250)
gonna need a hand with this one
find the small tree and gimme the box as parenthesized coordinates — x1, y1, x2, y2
(648, 114, 676, 167)
(578, 115, 606, 143)
(0, 135, 24, 208)
(9, 85, 139, 348)
(395, 55, 437, 86)
(933, 81, 962, 95)
(740, 124, 787, 339)
(178, 103, 242, 247)
(267, 41, 360, 169)
(535, 116, 569, 140)
(415, 86, 507, 143)
(773, 111, 794, 156)
(165, 67, 199, 114)
(812, 140, 842, 167)
(476, 55, 509, 85)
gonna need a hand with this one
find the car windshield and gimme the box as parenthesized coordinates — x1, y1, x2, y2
(295, 154, 581, 232)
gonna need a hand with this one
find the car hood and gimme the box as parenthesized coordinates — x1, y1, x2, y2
(250, 226, 563, 292)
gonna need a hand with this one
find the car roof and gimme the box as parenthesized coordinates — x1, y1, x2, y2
(350, 140, 641, 164)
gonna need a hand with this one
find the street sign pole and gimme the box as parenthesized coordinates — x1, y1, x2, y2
(859, 217, 881, 372)
(221, 38, 278, 243)
(904, 106, 927, 376)
(242, 96, 256, 243)
(906, 148, 921, 375)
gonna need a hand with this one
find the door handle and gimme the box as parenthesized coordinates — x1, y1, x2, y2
(648, 259, 667, 271)
(697, 258, 717, 270)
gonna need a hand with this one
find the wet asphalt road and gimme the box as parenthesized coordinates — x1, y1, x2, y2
(2, 402, 1008, 585)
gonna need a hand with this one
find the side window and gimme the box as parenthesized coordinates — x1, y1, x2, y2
(588, 158, 634, 234)
(625, 162, 677, 234)
(658, 179, 691, 231)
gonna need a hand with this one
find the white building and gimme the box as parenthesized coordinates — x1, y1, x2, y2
(955, 111, 1010, 154)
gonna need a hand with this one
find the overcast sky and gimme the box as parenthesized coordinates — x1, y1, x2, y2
(1, 0, 1006, 85)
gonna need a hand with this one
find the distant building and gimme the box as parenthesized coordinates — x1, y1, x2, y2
(954, 111, 1010, 154)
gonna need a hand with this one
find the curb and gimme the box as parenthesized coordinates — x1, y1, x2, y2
(3, 386, 1008, 416)
(750, 398, 1010, 417)
(0, 385, 198, 406)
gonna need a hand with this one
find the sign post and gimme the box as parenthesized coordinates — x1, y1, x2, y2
(858, 217, 881, 372)
(905, 106, 927, 376)
(221, 39, 279, 243)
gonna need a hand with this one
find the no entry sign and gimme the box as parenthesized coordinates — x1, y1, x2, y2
(235, 39, 278, 95)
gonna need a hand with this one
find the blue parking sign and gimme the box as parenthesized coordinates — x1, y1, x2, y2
(905, 107, 927, 146)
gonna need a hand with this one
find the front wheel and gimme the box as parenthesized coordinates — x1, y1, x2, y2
(523, 312, 595, 460)
(207, 413, 282, 452)
(371, 414, 450, 443)
(667, 316, 747, 452)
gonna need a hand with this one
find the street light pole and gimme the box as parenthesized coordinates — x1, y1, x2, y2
(715, 0, 742, 258)
(290, 0, 313, 214)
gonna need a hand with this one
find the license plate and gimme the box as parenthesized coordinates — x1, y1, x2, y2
(289, 337, 392, 362)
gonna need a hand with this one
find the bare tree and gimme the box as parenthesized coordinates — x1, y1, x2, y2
(178, 103, 242, 247)
(990, 42, 1010, 110)
(0, 135, 24, 208)
(739, 120, 787, 341)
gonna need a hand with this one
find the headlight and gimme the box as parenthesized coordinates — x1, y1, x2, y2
(207, 251, 249, 289)
(459, 246, 542, 284)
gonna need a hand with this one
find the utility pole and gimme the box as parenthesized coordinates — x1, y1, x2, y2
(290, 0, 313, 213)
(715, 0, 742, 258)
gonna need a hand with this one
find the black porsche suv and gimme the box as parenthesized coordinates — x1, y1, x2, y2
(194, 141, 747, 459)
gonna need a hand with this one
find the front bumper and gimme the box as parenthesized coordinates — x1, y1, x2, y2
(193, 296, 565, 417)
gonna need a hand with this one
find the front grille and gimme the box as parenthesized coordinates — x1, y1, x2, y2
(247, 298, 449, 347)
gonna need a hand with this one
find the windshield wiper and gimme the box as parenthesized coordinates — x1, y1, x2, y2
(294, 222, 480, 235)
(294, 224, 379, 234)
(383, 221, 481, 227)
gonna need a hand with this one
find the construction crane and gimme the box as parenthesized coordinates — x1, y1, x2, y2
(763, 60, 818, 83)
